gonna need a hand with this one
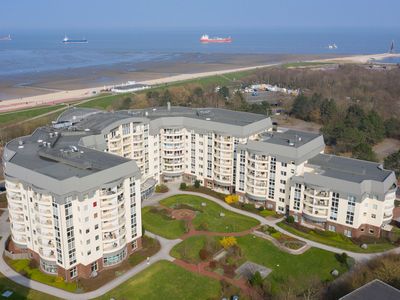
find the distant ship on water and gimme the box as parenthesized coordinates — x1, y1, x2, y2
(328, 43, 338, 49)
(200, 34, 232, 43)
(389, 40, 395, 53)
(0, 34, 11, 41)
(62, 34, 88, 44)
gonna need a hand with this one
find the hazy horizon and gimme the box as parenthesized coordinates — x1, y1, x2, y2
(1, 0, 400, 31)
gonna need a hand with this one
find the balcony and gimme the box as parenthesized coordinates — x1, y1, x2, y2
(37, 228, 54, 237)
(109, 134, 121, 142)
(38, 238, 55, 248)
(39, 248, 55, 260)
(35, 216, 52, 227)
(303, 197, 329, 208)
(10, 214, 24, 223)
(12, 235, 27, 244)
(302, 207, 328, 222)
(5, 182, 20, 192)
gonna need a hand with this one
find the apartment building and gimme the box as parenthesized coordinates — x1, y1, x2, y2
(3, 105, 397, 280)
(3, 127, 142, 281)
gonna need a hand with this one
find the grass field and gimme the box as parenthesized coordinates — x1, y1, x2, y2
(0, 272, 59, 300)
(95, 260, 222, 300)
(160, 194, 260, 233)
(282, 61, 335, 68)
(236, 235, 349, 295)
(6, 259, 77, 292)
(0, 104, 65, 125)
(77, 93, 126, 109)
(278, 221, 395, 253)
(142, 206, 186, 239)
(170, 235, 221, 264)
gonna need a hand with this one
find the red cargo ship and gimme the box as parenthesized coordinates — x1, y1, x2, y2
(200, 34, 232, 43)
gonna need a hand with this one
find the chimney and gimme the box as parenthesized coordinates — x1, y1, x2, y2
(167, 102, 171, 111)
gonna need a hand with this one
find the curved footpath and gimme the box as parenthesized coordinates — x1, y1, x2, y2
(0, 183, 399, 299)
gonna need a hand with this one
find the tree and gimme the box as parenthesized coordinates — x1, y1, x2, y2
(193, 87, 204, 98)
(249, 271, 263, 287)
(218, 86, 230, 98)
(194, 180, 200, 188)
(361, 111, 385, 144)
(180, 182, 187, 190)
(220, 236, 237, 249)
(384, 150, 400, 178)
(352, 143, 378, 162)
(160, 89, 173, 106)
(224, 194, 239, 204)
(319, 98, 337, 123)
(286, 215, 295, 223)
(384, 118, 400, 139)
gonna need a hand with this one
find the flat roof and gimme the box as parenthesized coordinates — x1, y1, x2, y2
(340, 279, 400, 300)
(260, 129, 320, 148)
(5, 127, 136, 181)
(308, 154, 393, 183)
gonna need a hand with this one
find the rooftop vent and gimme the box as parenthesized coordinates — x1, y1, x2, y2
(167, 102, 171, 111)
(288, 140, 295, 146)
(84, 128, 91, 132)
(49, 132, 54, 138)
(145, 111, 148, 116)
(378, 164, 384, 170)
(37, 139, 43, 143)
(18, 140, 24, 146)
(206, 118, 211, 121)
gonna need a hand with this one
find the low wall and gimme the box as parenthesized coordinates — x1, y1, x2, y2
(4, 249, 31, 260)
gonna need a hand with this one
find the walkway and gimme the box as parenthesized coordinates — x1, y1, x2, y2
(0, 209, 181, 299)
(144, 184, 400, 262)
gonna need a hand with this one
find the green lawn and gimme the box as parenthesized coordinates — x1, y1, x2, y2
(170, 235, 221, 264)
(0, 105, 65, 125)
(142, 206, 186, 239)
(281, 61, 335, 68)
(160, 194, 260, 233)
(77, 93, 127, 109)
(0, 272, 59, 300)
(278, 221, 396, 253)
(6, 259, 77, 292)
(236, 235, 349, 295)
(95, 260, 222, 300)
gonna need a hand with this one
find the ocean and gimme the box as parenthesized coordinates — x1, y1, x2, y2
(0, 28, 399, 77)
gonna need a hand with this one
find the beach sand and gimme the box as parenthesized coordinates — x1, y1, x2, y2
(0, 52, 397, 113)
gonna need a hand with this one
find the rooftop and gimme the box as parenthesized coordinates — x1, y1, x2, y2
(340, 279, 400, 300)
(5, 127, 135, 181)
(308, 154, 393, 183)
(260, 129, 320, 148)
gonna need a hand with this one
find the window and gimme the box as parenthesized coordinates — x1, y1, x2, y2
(344, 229, 352, 237)
(373, 204, 378, 210)
(87, 250, 91, 256)
(369, 229, 375, 234)
(96, 246, 100, 251)
(328, 225, 336, 232)
(91, 262, 98, 272)
(93, 201, 97, 208)
(94, 224, 99, 230)
(86, 239, 90, 245)
(94, 213, 98, 219)
(131, 240, 138, 250)
(281, 162, 287, 167)
(86, 229, 90, 234)
(69, 267, 77, 279)
(281, 171, 287, 176)
(371, 214, 376, 219)
(95, 235, 99, 240)
(103, 248, 127, 266)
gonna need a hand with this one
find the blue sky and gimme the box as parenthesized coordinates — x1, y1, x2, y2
(1, 0, 400, 30)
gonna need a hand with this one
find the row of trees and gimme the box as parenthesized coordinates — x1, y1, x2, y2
(291, 93, 400, 162)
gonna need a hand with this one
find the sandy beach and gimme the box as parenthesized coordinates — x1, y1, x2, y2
(0, 52, 398, 113)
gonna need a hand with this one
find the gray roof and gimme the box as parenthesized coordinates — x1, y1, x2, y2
(340, 279, 400, 300)
(238, 129, 325, 164)
(57, 106, 272, 137)
(3, 127, 140, 198)
(292, 154, 397, 200)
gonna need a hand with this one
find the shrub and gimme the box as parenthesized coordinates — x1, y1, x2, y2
(55, 276, 64, 283)
(224, 194, 239, 204)
(180, 182, 187, 190)
(335, 252, 349, 265)
(198, 222, 209, 231)
(286, 215, 295, 223)
(209, 260, 217, 269)
(266, 226, 278, 235)
(249, 271, 263, 287)
(194, 180, 201, 188)
(28, 259, 38, 269)
(155, 184, 169, 193)
(257, 206, 265, 211)
(199, 248, 210, 261)
(220, 236, 237, 249)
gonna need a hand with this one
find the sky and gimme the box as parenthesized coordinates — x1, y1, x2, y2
(1, 0, 400, 30)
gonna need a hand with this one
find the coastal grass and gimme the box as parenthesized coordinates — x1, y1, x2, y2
(77, 93, 127, 109)
(160, 194, 260, 233)
(278, 221, 396, 253)
(142, 206, 186, 239)
(0, 104, 65, 125)
(0, 272, 59, 300)
(236, 235, 349, 295)
(282, 61, 335, 68)
(6, 259, 77, 292)
(95, 260, 222, 300)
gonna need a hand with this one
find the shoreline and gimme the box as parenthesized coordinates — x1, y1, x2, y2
(1, 52, 399, 113)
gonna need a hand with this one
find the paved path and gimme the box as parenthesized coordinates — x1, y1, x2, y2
(0, 184, 399, 299)
(0, 209, 181, 299)
(144, 184, 400, 262)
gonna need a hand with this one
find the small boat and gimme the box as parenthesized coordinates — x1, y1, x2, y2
(389, 40, 395, 53)
(62, 34, 88, 44)
(0, 34, 11, 41)
(328, 43, 338, 49)
(200, 34, 232, 43)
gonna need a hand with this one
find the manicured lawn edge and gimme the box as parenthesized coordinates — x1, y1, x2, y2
(277, 221, 396, 253)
